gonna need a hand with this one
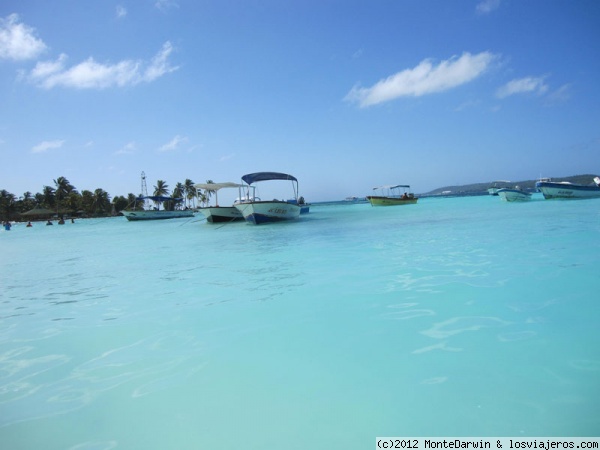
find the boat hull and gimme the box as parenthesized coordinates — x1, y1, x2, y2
(497, 189, 532, 202)
(536, 181, 600, 199)
(234, 201, 301, 224)
(198, 206, 243, 223)
(122, 210, 194, 221)
(366, 196, 418, 206)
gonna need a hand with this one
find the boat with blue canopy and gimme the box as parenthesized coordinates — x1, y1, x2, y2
(122, 173, 194, 221)
(121, 195, 194, 221)
(234, 172, 305, 224)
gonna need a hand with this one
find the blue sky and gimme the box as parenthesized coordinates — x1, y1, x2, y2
(1, 0, 599, 201)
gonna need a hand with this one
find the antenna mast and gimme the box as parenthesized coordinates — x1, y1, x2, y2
(141, 171, 148, 197)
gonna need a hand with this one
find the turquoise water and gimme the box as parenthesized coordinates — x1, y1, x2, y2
(1, 195, 599, 449)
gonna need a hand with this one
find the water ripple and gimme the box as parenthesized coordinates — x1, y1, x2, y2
(421, 316, 511, 339)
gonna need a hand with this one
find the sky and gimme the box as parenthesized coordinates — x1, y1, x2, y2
(1, 0, 599, 202)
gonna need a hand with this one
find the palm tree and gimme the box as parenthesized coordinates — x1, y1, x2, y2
(173, 182, 184, 199)
(80, 190, 94, 216)
(0, 189, 17, 221)
(153, 180, 169, 210)
(54, 177, 76, 217)
(171, 182, 185, 211)
(42, 185, 56, 209)
(197, 191, 207, 207)
(127, 193, 138, 210)
(54, 176, 76, 199)
(203, 179, 216, 206)
(91, 188, 111, 215)
(184, 179, 196, 208)
(20, 191, 36, 213)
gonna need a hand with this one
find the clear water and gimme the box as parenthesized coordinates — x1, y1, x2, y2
(1, 195, 599, 449)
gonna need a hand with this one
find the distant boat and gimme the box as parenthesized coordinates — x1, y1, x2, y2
(536, 177, 600, 199)
(497, 187, 532, 202)
(195, 182, 244, 223)
(487, 180, 511, 196)
(122, 171, 194, 221)
(234, 172, 304, 224)
(366, 184, 418, 206)
(122, 196, 194, 221)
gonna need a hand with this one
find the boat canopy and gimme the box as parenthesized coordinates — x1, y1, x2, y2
(242, 172, 297, 185)
(373, 184, 410, 190)
(195, 182, 244, 190)
(136, 196, 184, 203)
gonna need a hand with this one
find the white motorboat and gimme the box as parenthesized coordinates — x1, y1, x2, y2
(487, 180, 511, 196)
(536, 177, 600, 199)
(195, 182, 244, 223)
(234, 172, 303, 224)
(497, 187, 532, 202)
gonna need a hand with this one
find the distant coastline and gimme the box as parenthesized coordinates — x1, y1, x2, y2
(418, 173, 599, 198)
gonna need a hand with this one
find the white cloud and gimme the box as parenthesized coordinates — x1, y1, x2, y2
(496, 76, 549, 98)
(144, 42, 178, 82)
(0, 13, 47, 60)
(115, 141, 136, 155)
(116, 5, 127, 19)
(28, 41, 178, 89)
(476, 0, 501, 15)
(219, 153, 235, 162)
(352, 48, 363, 59)
(158, 135, 188, 152)
(31, 139, 65, 153)
(345, 51, 497, 107)
(155, 0, 179, 12)
(545, 83, 571, 104)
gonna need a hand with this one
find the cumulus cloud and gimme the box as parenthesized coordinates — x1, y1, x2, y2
(0, 13, 47, 60)
(476, 0, 501, 15)
(31, 139, 65, 153)
(158, 135, 188, 152)
(345, 51, 497, 107)
(496, 76, 549, 98)
(27, 41, 178, 89)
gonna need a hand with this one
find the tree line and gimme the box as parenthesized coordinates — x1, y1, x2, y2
(0, 176, 216, 221)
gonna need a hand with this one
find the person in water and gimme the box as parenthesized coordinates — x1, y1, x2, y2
(46, 220, 53, 225)
(26, 222, 32, 227)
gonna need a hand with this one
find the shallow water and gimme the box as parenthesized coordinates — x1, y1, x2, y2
(1, 195, 599, 449)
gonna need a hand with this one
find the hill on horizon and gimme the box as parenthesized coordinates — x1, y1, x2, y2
(422, 174, 599, 196)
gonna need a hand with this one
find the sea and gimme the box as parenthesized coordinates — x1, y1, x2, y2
(1, 194, 599, 449)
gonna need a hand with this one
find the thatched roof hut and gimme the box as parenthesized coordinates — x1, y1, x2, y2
(20, 206, 56, 220)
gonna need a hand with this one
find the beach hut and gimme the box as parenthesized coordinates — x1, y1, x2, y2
(20, 206, 57, 221)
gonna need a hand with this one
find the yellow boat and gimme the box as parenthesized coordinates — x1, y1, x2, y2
(366, 184, 418, 206)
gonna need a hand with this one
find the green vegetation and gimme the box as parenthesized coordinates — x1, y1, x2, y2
(423, 174, 599, 196)
(0, 176, 208, 222)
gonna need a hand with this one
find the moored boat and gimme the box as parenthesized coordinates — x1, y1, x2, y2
(366, 184, 418, 206)
(497, 186, 532, 202)
(536, 177, 600, 199)
(195, 182, 244, 223)
(487, 180, 511, 196)
(122, 172, 194, 221)
(234, 172, 303, 224)
(122, 196, 194, 221)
